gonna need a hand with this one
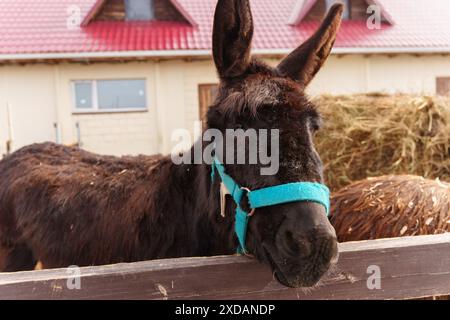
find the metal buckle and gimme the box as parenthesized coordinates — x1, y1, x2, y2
(240, 187, 255, 217)
(219, 182, 230, 218)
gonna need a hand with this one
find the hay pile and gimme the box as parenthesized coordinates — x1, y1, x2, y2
(314, 93, 450, 191)
(329, 175, 450, 242)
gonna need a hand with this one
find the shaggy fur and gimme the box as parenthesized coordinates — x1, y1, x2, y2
(0, 0, 343, 288)
(330, 175, 450, 241)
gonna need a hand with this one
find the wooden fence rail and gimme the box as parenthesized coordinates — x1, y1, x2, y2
(0, 233, 449, 300)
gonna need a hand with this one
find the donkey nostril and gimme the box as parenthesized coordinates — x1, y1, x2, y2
(284, 231, 312, 258)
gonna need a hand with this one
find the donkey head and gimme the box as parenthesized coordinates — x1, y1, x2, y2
(207, 0, 343, 287)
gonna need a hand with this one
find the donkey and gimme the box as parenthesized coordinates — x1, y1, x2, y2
(0, 1, 343, 287)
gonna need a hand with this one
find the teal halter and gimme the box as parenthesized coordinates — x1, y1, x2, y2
(211, 157, 330, 254)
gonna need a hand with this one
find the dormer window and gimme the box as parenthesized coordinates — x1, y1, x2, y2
(288, 0, 393, 26)
(125, 0, 155, 21)
(82, 0, 197, 26)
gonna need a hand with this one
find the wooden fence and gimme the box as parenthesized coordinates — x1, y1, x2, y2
(0, 233, 449, 300)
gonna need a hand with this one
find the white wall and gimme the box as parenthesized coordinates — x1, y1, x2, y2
(1, 53, 449, 157)
(167, 54, 450, 157)
(308, 54, 450, 95)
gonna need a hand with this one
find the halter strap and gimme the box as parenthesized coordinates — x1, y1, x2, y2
(211, 157, 330, 254)
(249, 183, 330, 213)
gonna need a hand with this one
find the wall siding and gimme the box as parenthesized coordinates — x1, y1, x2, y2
(96, 0, 125, 21)
(304, 0, 327, 21)
(72, 112, 155, 155)
(153, 0, 189, 23)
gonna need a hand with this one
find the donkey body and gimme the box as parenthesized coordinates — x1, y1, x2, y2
(0, 0, 344, 287)
(0, 142, 229, 270)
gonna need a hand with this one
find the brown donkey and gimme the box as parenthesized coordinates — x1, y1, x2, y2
(0, 1, 343, 287)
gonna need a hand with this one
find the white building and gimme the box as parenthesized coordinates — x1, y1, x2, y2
(1, 0, 449, 156)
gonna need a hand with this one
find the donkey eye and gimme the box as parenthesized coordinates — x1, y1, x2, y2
(309, 118, 321, 132)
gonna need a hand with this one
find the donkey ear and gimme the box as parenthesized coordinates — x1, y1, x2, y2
(212, 0, 254, 79)
(277, 4, 343, 87)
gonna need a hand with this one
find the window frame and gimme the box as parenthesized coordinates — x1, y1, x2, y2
(125, 0, 155, 21)
(72, 79, 148, 114)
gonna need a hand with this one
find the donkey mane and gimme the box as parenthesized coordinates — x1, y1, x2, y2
(216, 60, 320, 120)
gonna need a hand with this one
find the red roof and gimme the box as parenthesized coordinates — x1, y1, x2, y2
(1, 0, 450, 59)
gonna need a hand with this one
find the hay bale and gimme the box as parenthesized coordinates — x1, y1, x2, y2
(329, 175, 450, 242)
(314, 93, 450, 191)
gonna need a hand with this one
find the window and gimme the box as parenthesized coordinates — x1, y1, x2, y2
(73, 79, 147, 113)
(74, 82, 93, 109)
(125, 0, 154, 21)
(436, 77, 450, 96)
(325, 0, 350, 20)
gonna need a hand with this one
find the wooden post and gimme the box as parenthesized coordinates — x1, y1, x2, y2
(0, 233, 449, 300)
